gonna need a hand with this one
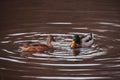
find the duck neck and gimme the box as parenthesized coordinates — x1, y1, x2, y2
(47, 38, 53, 48)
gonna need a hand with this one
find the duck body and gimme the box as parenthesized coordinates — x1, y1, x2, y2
(81, 33, 94, 47)
(70, 33, 94, 49)
(19, 35, 55, 52)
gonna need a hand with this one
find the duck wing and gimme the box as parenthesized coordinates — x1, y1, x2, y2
(81, 33, 94, 47)
(82, 33, 93, 42)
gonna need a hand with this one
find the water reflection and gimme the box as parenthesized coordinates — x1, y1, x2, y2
(20, 52, 33, 58)
(71, 49, 80, 56)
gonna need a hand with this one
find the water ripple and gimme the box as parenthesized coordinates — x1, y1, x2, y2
(2, 49, 15, 54)
(40, 63, 101, 67)
(0, 57, 25, 63)
(98, 22, 120, 27)
(0, 21, 120, 80)
(22, 76, 111, 80)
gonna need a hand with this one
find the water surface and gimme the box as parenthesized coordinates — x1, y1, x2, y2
(0, 0, 120, 80)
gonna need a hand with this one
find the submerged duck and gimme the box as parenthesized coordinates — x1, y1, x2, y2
(19, 35, 55, 52)
(70, 33, 94, 49)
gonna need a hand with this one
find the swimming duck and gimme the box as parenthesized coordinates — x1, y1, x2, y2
(70, 33, 94, 49)
(19, 35, 55, 52)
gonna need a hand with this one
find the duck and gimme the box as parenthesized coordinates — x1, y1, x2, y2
(19, 35, 55, 52)
(70, 33, 94, 49)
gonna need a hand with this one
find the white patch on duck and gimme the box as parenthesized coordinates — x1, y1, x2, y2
(80, 33, 94, 47)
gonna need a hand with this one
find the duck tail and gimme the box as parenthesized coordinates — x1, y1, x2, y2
(90, 33, 94, 40)
(85, 33, 93, 42)
(90, 33, 92, 39)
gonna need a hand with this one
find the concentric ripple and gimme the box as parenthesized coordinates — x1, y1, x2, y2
(0, 20, 120, 80)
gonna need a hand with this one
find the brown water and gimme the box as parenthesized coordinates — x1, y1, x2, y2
(0, 0, 120, 80)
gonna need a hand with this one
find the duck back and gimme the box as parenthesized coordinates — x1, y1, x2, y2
(81, 33, 94, 47)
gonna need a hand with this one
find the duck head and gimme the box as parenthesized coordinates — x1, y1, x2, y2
(70, 34, 84, 49)
(47, 35, 55, 41)
(72, 34, 81, 44)
(46, 35, 55, 48)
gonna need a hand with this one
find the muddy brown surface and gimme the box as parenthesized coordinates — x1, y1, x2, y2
(0, 0, 120, 80)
